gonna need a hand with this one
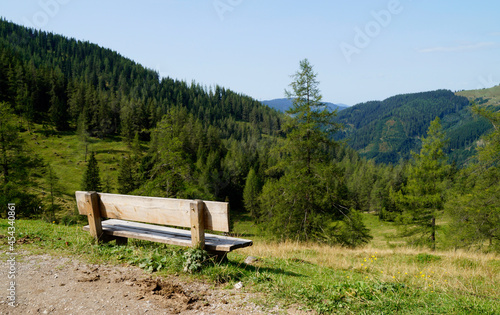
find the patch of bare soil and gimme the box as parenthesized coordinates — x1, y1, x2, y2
(0, 251, 302, 314)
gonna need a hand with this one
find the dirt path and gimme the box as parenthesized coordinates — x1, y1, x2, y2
(0, 252, 285, 314)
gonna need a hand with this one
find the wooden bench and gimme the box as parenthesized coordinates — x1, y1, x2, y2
(75, 191, 252, 255)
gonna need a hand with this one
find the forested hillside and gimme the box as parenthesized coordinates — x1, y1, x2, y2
(0, 18, 283, 212)
(1, 19, 499, 252)
(335, 90, 491, 165)
(0, 19, 282, 140)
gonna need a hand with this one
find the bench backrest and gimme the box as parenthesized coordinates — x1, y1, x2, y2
(75, 191, 230, 233)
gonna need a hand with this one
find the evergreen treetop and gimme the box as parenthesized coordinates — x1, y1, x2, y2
(82, 151, 102, 192)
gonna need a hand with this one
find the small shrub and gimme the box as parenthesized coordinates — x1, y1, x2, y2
(332, 209, 373, 248)
(127, 248, 183, 273)
(183, 247, 209, 273)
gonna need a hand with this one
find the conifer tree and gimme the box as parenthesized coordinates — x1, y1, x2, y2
(81, 151, 102, 191)
(392, 117, 450, 249)
(0, 102, 20, 186)
(282, 59, 339, 174)
(446, 107, 500, 250)
(77, 113, 90, 162)
(259, 59, 361, 242)
(44, 164, 61, 221)
(243, 168, 261, 219)
(0, 102, 42, 217)
(118, 155, 138, 194)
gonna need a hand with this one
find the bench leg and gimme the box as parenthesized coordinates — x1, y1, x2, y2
(208, 251, 228, 263)
(99, 234, 127, 245)
(114, 237, 128, 245)
(99, 234, 114, 243)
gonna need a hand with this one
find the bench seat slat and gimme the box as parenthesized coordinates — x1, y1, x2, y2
(75, 191, 230, 232)
(83, 219, 253, 252)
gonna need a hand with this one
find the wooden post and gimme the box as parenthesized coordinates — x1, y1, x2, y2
(190, 200, 205, 249)
(114, 236, 128, 245)
(85, 191, 103, 242)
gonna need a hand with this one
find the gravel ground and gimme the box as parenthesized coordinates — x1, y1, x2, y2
(0, 251, 302, 315)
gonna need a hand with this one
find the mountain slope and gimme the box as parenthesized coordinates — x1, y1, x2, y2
(0, 18, 285, 209)
(456, 85, 500, 107)
(0, 18, 283, 141)
(262, 98, 348, 112)
(335, 89, 491, 165)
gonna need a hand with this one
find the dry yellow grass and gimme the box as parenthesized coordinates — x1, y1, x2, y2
(238, 240, 500, 296)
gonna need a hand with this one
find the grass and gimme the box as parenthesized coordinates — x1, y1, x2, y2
(457, 85, 500, 107)
(8, 119, 500, 313)
(1, 217, 499, 314)
(19, 121, 132, 216)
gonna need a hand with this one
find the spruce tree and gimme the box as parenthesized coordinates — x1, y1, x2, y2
(243, 168, 261, 219)
(392, 117, 450, 249)
(0, 102, 42, 217)
(44, 164, 61, 221)
(81, 151, 102, 191)
(117, 155, 138, 194)
(77, 113, 90, 162)
(446, 106, 500, 250)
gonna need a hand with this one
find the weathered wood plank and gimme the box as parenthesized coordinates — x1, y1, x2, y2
(84, 191, 103, 241)
(82, 219, 252, 252)
(190, 200, 205, 249)
(75, 191, 230, 232)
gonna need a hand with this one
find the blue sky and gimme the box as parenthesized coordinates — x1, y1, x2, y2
(1, 0, 499, 105)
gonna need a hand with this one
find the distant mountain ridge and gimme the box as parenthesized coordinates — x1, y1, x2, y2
(262, 98, 348, 112)
(334, 89, 493, 165)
